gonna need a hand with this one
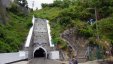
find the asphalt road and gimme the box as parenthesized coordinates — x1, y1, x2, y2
(28, 58, 61, 64)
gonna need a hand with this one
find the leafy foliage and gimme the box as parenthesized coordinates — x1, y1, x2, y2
(1, 0, 112, 52)
(34, 0, 113, 49)
(0, 1, 32, 52)
(98, 17, 113, 40)
(34, 7, 62, 21)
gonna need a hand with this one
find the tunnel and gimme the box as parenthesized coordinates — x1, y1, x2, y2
(34, 48, 46, 58)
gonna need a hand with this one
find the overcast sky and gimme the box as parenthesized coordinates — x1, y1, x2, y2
(27, 0, 53, 10)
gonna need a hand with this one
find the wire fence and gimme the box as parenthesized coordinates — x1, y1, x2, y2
(87, 46, 105, 61)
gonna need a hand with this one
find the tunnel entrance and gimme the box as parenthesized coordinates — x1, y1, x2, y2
(34, 48, 46, 58)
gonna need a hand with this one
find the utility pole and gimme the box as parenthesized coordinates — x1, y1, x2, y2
(86, 7, 100, 60)
(32, 1, 34, 10)
(87, 7, 99, 40)
(94, 7, 99, 40)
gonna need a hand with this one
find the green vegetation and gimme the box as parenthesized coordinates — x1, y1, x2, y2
(0, 12, 32, 53)
(0, 0, 113, 53)
(34, 0, 113, 49)
(34, 7, 62, 21)
(0, 0, 32, 52)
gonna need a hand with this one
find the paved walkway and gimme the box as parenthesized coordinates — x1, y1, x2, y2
(28, 58, 60, 64)
(79, 61, 99, 64)
(12, 61, 28, 64)
(9, 60, 107, 64)
(61, 60, 106, 64)
(0, 51, 27, 64)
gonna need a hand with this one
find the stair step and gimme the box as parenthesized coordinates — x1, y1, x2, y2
(78, 59, 87, 63)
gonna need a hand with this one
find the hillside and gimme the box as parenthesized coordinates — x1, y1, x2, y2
(0, 0, 113, 59)
(34, 0, 113, 57)
(0, 0, 32, 52)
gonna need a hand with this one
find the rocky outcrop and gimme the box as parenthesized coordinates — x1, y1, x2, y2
(61, 28, 89, 62)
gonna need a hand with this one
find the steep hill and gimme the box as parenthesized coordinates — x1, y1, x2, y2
(34, 0, 113, 55)
(0, 0, 32, 52)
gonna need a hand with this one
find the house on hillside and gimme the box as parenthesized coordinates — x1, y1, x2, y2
(0, 0, 14, 24)
(1, 0, 14, 8)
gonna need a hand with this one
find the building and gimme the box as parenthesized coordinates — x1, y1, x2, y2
(1, 0, 14, 8)
(0, 0, 14, 24)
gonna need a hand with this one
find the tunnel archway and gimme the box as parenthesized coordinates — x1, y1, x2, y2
(33, 47, 47, 58)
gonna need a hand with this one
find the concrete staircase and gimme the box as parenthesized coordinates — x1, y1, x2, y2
(77, 49, 87, 63)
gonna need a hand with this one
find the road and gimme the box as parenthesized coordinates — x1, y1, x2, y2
(28, 58, 61, 64)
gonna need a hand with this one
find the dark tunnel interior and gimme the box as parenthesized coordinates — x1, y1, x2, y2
(34, 48, 46, 58)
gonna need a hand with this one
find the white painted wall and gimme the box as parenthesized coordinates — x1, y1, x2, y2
(0, 51, 28, 64)
(25, 16, 35, 47)
(46, 20, 54, 47)
(49, 51, 60, 59)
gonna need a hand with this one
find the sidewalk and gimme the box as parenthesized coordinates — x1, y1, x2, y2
(0, 51, 28, 64)
(79, 61, 100, 64)
(12, 61, 28, 64)
(61, 60, 105, 64)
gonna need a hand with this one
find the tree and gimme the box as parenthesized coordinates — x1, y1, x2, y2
(15, 0, 28, 8)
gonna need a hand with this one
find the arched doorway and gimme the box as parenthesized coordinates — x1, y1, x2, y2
(33, 47, 47, 58)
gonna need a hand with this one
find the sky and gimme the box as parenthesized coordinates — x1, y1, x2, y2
(27, 0, 53, 10)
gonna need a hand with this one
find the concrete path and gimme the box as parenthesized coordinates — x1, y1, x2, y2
(10, 60, 107, 64)
(61, 60, 106, 64)
(79, 61, 99, 64)
(0, 51, 27, 64)
(12, 61, 28, 64)
(28, 58, 60, 64)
